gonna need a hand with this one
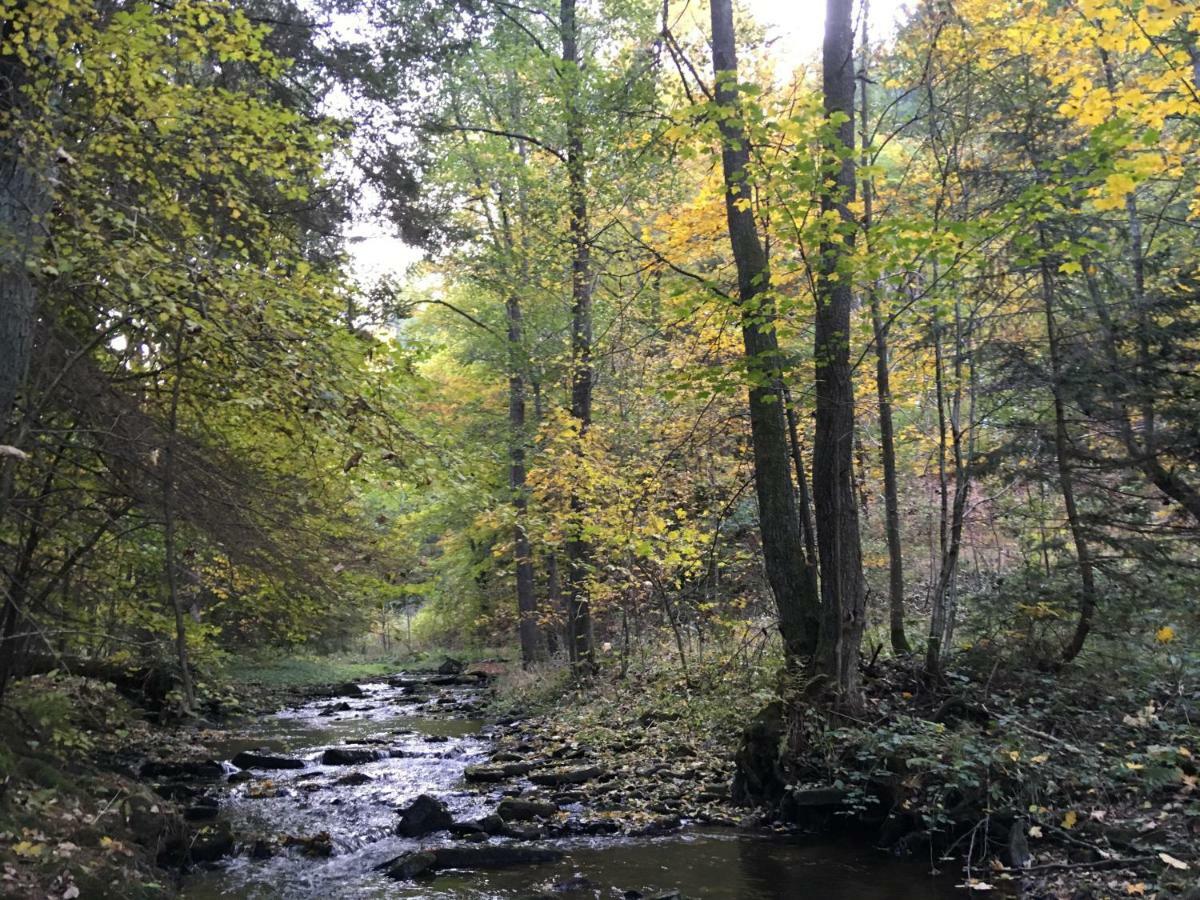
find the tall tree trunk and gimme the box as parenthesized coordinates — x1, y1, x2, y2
(163, 332, 195, 712)
(859, 4, 909, 654)
(925, 303, 973, 676)
(813, 0, 866, 701)
(709, 0, 819, 662)
(507, 295, 541, 666)
(0, 19, 48, 438)
(561, 0, 594, 676)
(1037, 245, 1097, 663)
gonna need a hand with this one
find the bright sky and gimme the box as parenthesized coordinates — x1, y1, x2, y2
(347, 0, 914, 285)
(749, 0, 911, 64)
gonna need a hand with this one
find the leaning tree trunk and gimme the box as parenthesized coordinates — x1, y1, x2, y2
(813, 0, 867, 703)
(560, 0, 595, 676)
(709, 0, 819, 663)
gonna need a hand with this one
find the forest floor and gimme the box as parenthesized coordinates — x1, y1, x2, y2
(0, 644, 1196, 899)
(481, 645, 1200, 899)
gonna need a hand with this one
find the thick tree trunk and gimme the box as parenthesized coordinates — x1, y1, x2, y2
(859, 6, 909, 654)
(561, 0, 594, 676)
(507, 295, 541, 666)
(813, 0, 866, 702)
(0, 26, 48, 437)
(709, 0, 819, 662)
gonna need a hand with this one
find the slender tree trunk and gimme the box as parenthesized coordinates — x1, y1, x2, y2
(709, 0, 819, 662)
(163, 333, 195, 711)
(1036, 247, 1097, 663)
(544, 551, 563, 657)
(934, 323, 949, 564)
(813, 0, 866, 701)
(859, 4, 910, 654)
(925, 307, 973, 676)
(560, 0, 594, 676)
(507, 295, 541, 666)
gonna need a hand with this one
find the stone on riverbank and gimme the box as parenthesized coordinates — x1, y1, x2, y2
(377, 845, 565, 879)
(496, 797, 558, 822)
(231, 750, 305, 770)
(321, 747, 384, 765)
(529, 765, 604, 786)
(140, 758, 225, 780)
(396, 793, 454, 837)
(464, 761, 534, 782)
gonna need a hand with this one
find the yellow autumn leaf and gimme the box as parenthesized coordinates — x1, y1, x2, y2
(1061, 810, 1078, 829)
(1155, 625, 1175, 643)
(1104, 172, 1137, 199)
(12, 840, 44, 857)
(1126, 883, 1146, 896)
(1031, 754, 1049, 764)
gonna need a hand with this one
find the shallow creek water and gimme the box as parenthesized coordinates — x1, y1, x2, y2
(179, 679, 962, 899)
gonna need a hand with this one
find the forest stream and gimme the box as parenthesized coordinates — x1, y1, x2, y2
(167, 675, 961, 900)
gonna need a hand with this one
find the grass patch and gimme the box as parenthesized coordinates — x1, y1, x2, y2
(223, 645, 515, 688)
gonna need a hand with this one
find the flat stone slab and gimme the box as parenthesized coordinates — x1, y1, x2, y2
(321, 747, 385, 765)
(232, 751, 305, 770)
(529, 765, 605, 786)
(377, 846, 565, 879)
(141, 759, 225, 780)
(464, 761, 534, 782)
(497, 798, 558, 822)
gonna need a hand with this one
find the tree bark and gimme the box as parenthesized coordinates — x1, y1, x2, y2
(813, 0, 867, 701)
(709, 0, 819, 662)
(0, 17, 49, 438)
(507, 294, 541, 666)
(560, 0, 594, 676)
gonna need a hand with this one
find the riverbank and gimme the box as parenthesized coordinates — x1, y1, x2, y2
(479, 648, 1199, 899)
(2, 646, 1195, 898)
